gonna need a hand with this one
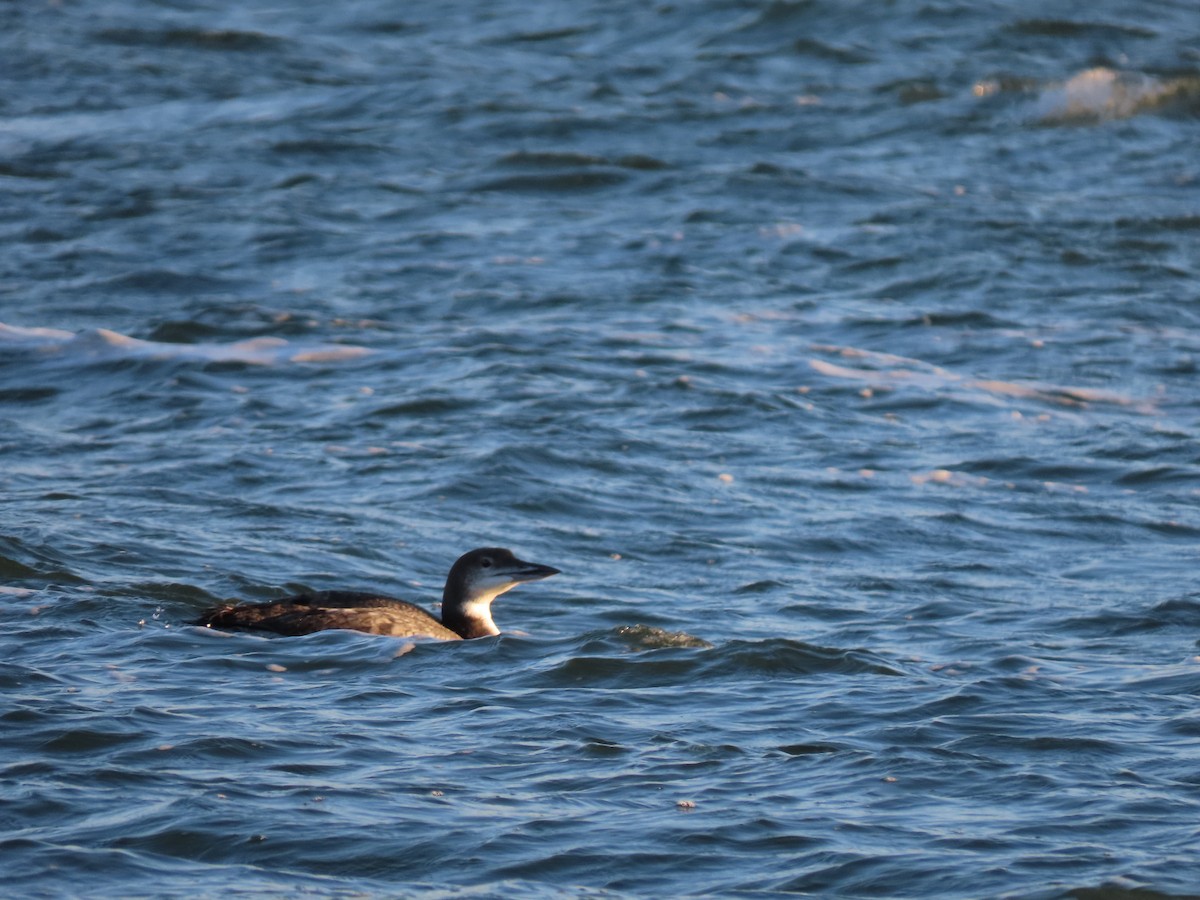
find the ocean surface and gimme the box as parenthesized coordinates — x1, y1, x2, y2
(4, 1, 1200, 897)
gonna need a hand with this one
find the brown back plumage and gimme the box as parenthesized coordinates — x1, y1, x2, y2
(196, 590, 461, 639)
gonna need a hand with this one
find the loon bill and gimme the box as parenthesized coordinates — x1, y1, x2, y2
(194, 547, 560, 639)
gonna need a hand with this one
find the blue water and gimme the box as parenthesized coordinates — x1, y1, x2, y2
(4, 1, 1200, 897)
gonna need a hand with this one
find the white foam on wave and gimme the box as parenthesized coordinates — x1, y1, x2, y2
(808, 343, 1156, 413)
(1033, 67, 1194, 123)
(0, 322, 373, 365)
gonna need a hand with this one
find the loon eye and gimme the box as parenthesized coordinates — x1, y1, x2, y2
(481, 557, 493, 568)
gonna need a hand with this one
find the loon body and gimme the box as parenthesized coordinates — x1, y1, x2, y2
(195, 548, 559, 639)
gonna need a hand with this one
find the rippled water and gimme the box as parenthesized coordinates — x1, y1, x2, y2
(4, 1, 1200, 897)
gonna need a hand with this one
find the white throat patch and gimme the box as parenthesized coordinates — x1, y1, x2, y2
(460, 598, 500, 636)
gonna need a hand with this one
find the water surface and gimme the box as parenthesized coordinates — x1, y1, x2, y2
(4, 1, 1200, 897)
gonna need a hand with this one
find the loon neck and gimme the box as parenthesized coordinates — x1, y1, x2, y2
(440, 596, 501, 639)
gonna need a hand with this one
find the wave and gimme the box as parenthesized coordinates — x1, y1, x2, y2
(1032, 67, 1199, 124)
(0, 322, 372, 366)
(973, 67, 1200, 124)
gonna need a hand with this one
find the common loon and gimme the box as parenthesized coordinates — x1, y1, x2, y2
(195, 548, 560, 639)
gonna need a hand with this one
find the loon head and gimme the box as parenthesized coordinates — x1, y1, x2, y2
(440, 547, 560, 639)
